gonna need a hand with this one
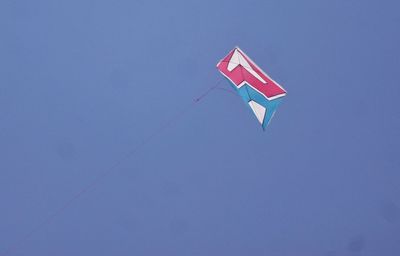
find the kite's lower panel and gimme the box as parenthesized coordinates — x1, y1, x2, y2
(225, 78, 283, 130)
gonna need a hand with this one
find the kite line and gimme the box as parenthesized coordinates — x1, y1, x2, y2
(2, 78, 223, 256)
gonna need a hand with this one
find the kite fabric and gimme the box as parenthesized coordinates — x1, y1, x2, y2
(216, 47, 287, 130)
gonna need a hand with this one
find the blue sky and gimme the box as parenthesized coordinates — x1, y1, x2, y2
(1, 0, 400, 255)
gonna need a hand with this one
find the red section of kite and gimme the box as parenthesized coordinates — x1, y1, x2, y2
(217, 48, 286, 99)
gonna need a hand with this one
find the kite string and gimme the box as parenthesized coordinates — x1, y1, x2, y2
(1, 77, 223, 256)
(215, 87, 239, 97)
(194, 79, 223, 102)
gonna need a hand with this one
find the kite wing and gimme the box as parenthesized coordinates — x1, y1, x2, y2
(217, 47, 286, 130)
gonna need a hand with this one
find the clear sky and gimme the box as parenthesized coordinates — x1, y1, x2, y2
(1, 0, 399, 255)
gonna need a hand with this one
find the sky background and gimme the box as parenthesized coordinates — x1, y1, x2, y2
(1, 0, 400, 255)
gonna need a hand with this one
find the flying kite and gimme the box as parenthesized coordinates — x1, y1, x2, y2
(217, 47, 286, 130)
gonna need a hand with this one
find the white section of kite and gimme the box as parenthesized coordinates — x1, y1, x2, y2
(248, 100, 266, 124)
(227, 49, 267, 84)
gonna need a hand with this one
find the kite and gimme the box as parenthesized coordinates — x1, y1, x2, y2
(217, 47, 287, 130)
